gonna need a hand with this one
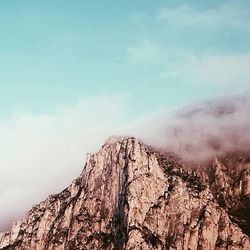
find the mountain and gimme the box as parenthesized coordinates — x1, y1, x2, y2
(0, 137, 249, 249)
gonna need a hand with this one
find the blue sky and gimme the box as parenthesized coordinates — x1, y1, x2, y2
(0, 0, 249, 119)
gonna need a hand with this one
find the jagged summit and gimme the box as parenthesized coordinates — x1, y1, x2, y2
(0, 137, 249, 249)
(103, 135, 129, 145)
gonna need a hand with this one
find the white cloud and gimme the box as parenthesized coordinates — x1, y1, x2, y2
(186, 54, 250, 86)
(161, 53, 250, 87)
(127, 40, 250, 88)
(126, 2, 250, 88)
(130, 94, 250, 163)
(0, 94, 127, 230)
(126, 40, 188, 67)
(1, 91, 250, 232)
(157, 3, 250, 31)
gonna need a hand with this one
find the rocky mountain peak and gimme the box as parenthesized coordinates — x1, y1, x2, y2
(0, 137, 249, 249)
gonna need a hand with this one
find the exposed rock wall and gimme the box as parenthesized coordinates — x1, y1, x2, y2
(0, 137, 249, 249)
(207, 155, 250, 237)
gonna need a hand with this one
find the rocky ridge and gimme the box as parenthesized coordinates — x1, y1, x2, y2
(0, 137, 249, 249)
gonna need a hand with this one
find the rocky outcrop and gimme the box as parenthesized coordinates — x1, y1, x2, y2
(0, 137, 249, 249)
(207, 154, 250, 237)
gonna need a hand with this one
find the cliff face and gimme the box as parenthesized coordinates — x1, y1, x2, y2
(0, 137, 249, 250)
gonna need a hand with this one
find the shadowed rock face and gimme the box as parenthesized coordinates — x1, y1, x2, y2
(0, 137, 249, 249)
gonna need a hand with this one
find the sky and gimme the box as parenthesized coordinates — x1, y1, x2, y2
(0, 0, 250, 118)
(0, 0, 250, 230)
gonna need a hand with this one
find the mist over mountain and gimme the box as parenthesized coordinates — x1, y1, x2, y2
(1, 94, 250, 233)
(0, 137, 249, 249)
(134, 94, 250, 163)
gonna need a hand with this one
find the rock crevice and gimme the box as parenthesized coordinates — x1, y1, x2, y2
(0, 137, 249, 249)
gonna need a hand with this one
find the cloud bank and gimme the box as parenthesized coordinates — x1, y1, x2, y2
(0, 94, 127, 231)
(1, 93, 250, 231)
(132, 94, 250, 163)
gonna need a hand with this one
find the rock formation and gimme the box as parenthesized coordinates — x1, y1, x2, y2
(0, 137, 249, 249)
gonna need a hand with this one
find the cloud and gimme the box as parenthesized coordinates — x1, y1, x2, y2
(161, 54, 250, 87)
(131, 94, 250, 163)
(126, 40, 188, 68)
(127, 40, 250, 88)
(126, 1, 250, 90)
(157, 2, 250, 31)
(0, 94, 127, 230)
(1, 92, 250, 231)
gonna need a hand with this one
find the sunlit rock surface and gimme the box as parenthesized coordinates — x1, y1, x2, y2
(0, 137, 249, 249)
